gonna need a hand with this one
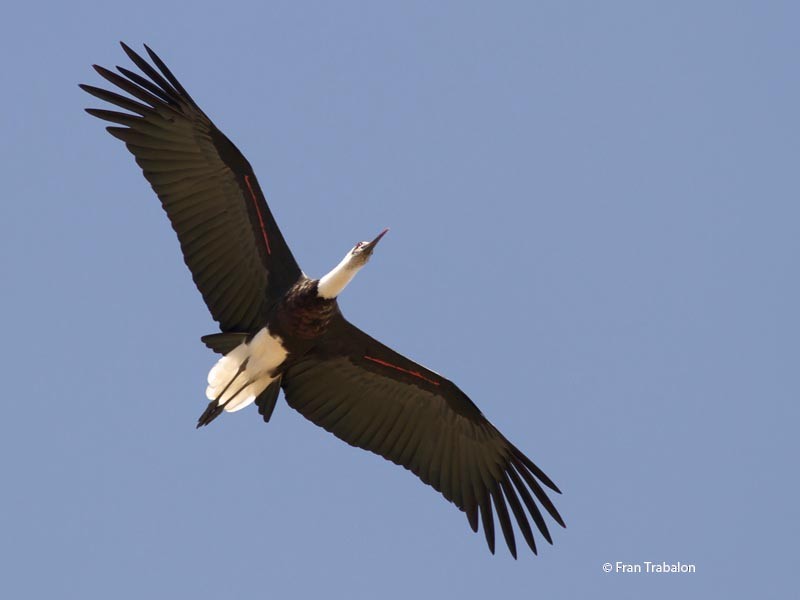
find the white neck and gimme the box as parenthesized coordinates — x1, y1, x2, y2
(317, 255, 360, 299)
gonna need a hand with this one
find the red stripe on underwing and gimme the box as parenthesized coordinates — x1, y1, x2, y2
(244, 174, 272, 255)
(363, 355, 441, 386)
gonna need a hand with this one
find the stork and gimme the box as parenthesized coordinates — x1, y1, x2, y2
(81, 43, 565, 557)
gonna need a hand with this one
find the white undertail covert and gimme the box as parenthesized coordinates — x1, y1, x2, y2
(205, 327, 288, 413)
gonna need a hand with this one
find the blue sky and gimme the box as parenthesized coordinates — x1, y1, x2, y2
(1, 1, 797, 598)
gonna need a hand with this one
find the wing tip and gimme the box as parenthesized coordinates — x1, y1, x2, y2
(511, 442, 563, 494)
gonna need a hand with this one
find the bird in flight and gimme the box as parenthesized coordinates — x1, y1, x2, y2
(81, 43, 565, 558)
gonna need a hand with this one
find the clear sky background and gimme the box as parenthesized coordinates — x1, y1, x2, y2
(1, 1, 797, 598)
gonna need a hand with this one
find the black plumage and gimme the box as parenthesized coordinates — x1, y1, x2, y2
(82, 43, 565, 557)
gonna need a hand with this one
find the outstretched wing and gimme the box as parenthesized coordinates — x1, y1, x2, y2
(281, 315, 565, 557)
(81, 43, 302, 332)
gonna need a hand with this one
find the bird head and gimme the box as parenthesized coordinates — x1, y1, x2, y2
(347, 228, 389, 267)
(317, 228, 389, 299)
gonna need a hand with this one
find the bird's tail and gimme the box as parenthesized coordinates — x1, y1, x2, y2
(197, 342, 273, 427)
